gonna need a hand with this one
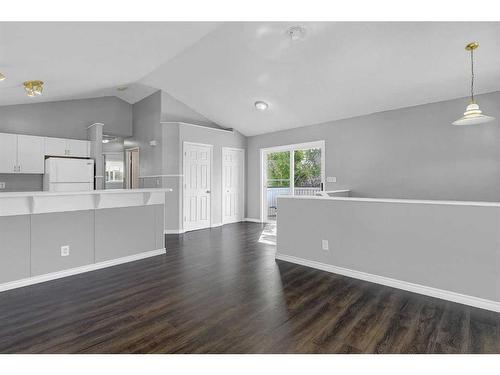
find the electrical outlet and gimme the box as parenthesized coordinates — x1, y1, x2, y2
(0, 182, 5, 189)
(61, 245, 70, 257)
(327, 176, 337, 183)
(322, 240, 329, 251)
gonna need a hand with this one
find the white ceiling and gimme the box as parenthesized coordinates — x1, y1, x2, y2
(0, 22, 219, 105)
(1, 22, 500, 136)
(141, 22, 500, 136)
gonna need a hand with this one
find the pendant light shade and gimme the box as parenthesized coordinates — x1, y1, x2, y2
(452, 42, 494, 126)
(452, 103, 495, 125)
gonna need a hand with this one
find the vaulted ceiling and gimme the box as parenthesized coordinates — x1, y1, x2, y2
(1, 22, 500, 136)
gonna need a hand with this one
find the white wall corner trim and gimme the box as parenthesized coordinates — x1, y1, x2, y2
(275, 253, 500, 313)
(0, 248, 166, 293)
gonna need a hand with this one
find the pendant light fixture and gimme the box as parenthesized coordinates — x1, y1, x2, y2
(452, 42, 494, 126)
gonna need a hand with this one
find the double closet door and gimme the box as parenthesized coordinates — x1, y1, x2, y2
(183, 143, 245, 232)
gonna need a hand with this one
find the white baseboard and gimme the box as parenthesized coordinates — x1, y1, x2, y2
(0, 248, 166, 293)
(211, 222, 223, 228)
(275, 253, 500, 313)
(244, 217, 262, 223)
(164, 229, 185, 234)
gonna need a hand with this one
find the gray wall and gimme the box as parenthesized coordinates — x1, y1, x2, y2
(0, 204, 164, 284)
(126, 91, 163, 177)
(277, 197, 500, 303)
(0, 96, 133, 139)
(247, 91, 500, 219)
(161, 91, 223, 130)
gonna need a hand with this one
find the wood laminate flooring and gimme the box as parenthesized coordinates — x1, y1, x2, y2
(0, 222, 498, 353)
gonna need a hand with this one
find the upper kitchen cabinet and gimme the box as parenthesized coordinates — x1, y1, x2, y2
(44, 137, 67, 157)
(17, 135, 45, 174)
(0, 133, 18, 173)
(0, 133, 45, 174)
(67, 139, 90, 157)
(45, 137, 90, 158)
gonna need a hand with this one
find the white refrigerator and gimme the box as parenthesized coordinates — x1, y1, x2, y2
(43, 157, 95, 192)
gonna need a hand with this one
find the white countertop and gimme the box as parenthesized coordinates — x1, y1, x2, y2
(0, 188, 172, 199)
(0, 188, 173, 216)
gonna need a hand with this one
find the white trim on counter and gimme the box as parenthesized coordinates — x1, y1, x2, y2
(275, 253, 500, 313)
(277, 194, 500, 208)
(0, 248, 166, 293)
(0, 188, 172, 198)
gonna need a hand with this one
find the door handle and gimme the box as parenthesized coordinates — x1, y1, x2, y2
(206, 190, 211, 193)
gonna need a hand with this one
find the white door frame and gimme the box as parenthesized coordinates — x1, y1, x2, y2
(260, 140, 325, 223)
(221, 147, 245, 225)
(182, 141, 214, 232)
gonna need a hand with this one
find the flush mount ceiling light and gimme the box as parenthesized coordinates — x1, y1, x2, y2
(0, 72, 6, 81)
(286, 26, 306, 41)
(23, 80, 44, 97)
(116, 86, 128, 91)
(254, 101, 269, 111)
(452, 42, 495, 126)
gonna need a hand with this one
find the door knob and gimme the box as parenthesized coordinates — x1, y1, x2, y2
(206, 190, 211, 193)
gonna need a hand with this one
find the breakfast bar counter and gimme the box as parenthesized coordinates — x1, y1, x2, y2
(0, 188, 172, 292)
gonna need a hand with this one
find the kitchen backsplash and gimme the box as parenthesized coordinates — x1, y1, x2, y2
(0, 174, 43, 192)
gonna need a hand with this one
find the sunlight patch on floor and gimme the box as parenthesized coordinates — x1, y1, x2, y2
(258, 222, 276, 245)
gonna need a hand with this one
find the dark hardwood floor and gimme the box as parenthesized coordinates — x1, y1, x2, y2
(0, 222, 499, 353)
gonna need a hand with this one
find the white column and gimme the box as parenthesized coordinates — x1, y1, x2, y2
(87, 123, 104, 190)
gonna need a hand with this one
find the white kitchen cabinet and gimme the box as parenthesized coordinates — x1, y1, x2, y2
(44, 137, 67, 157)
(0, 133, 18, 173)
(67, 139, 90, 157)
(17, 135, 45, 174)
(0, 133, 44, 174)
(44, 137, 90, 158)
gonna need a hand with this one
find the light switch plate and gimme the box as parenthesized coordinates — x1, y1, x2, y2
(61, 245, 70, 257)
(326, 176, 337, 183)
(0, 182, 5, 189)
(322, 240, 329, 251)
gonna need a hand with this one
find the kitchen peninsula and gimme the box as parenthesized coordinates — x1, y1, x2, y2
(0, 188, 172, 291)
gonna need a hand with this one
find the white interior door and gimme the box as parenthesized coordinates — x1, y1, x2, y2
(183, 142, 212, 231)
(222, 148, 244, 224)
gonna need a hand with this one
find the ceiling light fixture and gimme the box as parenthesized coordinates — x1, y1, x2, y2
(254, 101, 269, 111)
(116, 86, 128, 91)
(23, 80, 44, 97)
(0, 73, 6, 81)
(286, 26, 306, 41)
(102, 139, 110, 144)
(452, 42, 495, 126)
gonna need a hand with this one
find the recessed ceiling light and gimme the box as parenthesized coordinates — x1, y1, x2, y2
(0, 73, 6, 81)
(117, 86, 128, 91)
(102, 139, 110, 144)
(254, 101, 269, 111)
(286, 26, 306, 41)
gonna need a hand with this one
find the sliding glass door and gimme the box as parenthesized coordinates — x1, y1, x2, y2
(262, 141, 325, 222)
(293, 147, 322, 197)
(265, 150, 291, 220)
